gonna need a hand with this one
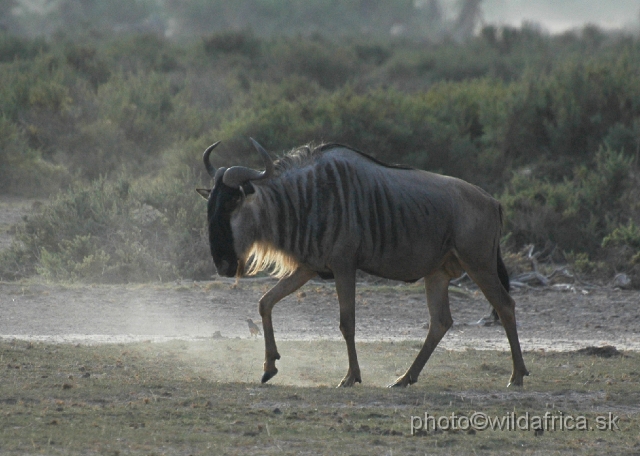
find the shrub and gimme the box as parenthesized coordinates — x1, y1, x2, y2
(0, 54, 73, 122)
(3, 174, 211, 283)
(265, 37, 358, 89)
(105, 34, 180, 73)
(353, 43, 391, 66)
(503, 55, 640, 177)
(564, 252, 608, 276)
(501, 147, 633, 255)
(203, 30, 261, 58)
(0, 32, 48, 62)
(0, 116, 68, 196)
(65, 45, 111, 89)
(603, 220, 640, 252)
(601, 220, 640, 284)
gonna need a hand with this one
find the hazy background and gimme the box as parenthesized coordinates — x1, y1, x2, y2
(483, 0, 640, 33)
(5, 0, 640, 39)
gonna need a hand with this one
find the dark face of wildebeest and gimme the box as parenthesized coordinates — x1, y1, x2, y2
(204, 173, 244, 277)
(196, 139, 272, 277)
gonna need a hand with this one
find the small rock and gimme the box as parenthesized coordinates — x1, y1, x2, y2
(613, 273, 631, 289)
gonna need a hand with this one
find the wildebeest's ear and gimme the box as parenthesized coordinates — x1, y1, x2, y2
(196, 188, 211, 199)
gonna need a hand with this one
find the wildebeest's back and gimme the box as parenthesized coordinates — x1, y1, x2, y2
(266, 146, 499, 280)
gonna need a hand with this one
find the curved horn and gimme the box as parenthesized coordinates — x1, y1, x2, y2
(203, 141, 221, 178)
(222, 138, 275, 188)
(249, 138, 275, 179)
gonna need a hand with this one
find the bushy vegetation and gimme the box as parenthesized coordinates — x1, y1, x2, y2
(0, 173, 210, 282)
(2, 2, 640, 284)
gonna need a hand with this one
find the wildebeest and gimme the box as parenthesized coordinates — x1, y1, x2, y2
(196, 139, 529, 388)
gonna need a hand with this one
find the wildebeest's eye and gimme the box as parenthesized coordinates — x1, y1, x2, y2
(224, 195, 242, 211)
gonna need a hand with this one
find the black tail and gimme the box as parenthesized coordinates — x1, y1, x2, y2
(487, 247, 510, 322)
(497, 246, 510, 293)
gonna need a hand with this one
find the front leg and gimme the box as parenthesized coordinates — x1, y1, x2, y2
(333, 265, 361, 387)
(258, 266, 316, 383)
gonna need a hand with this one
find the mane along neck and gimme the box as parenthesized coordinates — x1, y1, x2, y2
(273, 143, 413, 175)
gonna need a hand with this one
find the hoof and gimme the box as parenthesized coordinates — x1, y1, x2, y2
(475, 316, 501, 327)
(388, 375, 415, 388)
(507, 369, 529, 387)
(261, 370, 277, 384)
(336, 374, 362, 388)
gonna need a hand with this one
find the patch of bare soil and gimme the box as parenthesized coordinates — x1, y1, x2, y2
(1, 279, 638, 352)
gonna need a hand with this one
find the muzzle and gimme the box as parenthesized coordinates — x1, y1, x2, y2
(216, 259, 238, 278)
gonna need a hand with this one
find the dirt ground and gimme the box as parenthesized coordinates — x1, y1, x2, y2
(1, 278, 639, 353)
(1, 196, 639, 352)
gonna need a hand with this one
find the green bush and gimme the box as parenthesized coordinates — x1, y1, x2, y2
(503, 55, 640, 177)
(501, 147, 633, 255)
(0, 116, 68, 196)
(203, 30, 261, 58)
(0, 32, 48, 62)
(603, 221, 640, 252)
(601, 220, 640, 283)
(263, 37, 358, 90)
(105, 34, 180, 73)
(65, 45, 111, 89)
(563, 252, 608, 276)
(2, 175, 211, 283)
(0, 54, 72, 122)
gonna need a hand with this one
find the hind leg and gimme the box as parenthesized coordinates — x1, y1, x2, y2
(390, 267, 453, 387)
(333, 265, 362, 387)
(464, 268, 529, 386)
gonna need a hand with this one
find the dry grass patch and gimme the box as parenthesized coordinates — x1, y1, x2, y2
(0, 339, 639, 454)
